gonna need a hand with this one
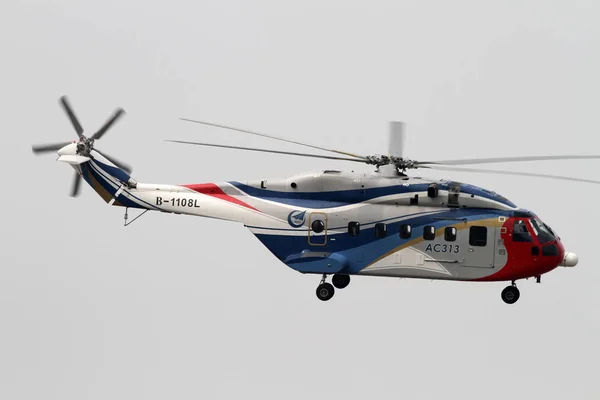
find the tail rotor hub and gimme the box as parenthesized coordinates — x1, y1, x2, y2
(76, 137, 94, 155)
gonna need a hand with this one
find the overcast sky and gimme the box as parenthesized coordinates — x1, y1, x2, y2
(2, 0, 600, 399)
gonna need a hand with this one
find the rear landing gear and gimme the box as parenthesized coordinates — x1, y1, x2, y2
(316, 283, 335, 301)
(501, 281, 520, 304)
(332, 274, 350, 289)
(315, 274, 352, 301)
(316, 275, 335, 301)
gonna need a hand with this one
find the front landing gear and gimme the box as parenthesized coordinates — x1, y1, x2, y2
(316, 275, 335, 301)
(501, 281, 520, 304)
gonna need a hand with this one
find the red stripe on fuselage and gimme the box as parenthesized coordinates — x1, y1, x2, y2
(183, 183, 259, 211)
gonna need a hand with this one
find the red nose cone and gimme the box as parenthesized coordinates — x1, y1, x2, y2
(476, 217, 565, 282)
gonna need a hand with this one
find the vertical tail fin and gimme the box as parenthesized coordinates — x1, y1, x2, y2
(59, 152, 140, 208)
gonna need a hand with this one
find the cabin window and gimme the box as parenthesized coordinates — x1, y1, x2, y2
(375, 223, 387, 238)
(399, 224, 412, 239)
(531, 246, 540, 256)
(513, 220, 532, 242)
(348, 222, 360, 236)
(423, 226, 435, 240)
(542, 244, 558, 256)
(444, 227, 457, 242)
(469, 226, 487, 246)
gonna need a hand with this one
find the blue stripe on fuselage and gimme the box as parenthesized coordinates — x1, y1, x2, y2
(246, 210, 439, 232)
(253, 208, 511, 274)
(229, 181, 516, 209)
(94, 159, 131, 183)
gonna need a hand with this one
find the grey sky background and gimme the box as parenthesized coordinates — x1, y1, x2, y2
(2, 0, 599, 399)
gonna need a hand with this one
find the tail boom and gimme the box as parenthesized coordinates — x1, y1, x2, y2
(64, 157, 279, 226)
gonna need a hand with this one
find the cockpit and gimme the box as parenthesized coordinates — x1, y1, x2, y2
(512, 219, 533, 242)
(529, 218, 557, 243)
(509, 210, 562, 260)
(512, 217, 557, 243)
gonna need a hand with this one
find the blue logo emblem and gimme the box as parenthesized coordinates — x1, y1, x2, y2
(287, 210, 307, 228)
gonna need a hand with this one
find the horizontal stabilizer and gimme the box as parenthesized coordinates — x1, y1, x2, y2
(58, 155, 91, 165)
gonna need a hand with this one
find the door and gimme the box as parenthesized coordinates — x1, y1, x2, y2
(308, 212, 327, 246)
(461, 225, 495, 268)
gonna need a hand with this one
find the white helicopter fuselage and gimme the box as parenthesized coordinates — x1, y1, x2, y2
(60, 144, 577, 285)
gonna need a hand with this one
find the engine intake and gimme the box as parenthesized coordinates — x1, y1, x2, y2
(427, 183, 438, 198)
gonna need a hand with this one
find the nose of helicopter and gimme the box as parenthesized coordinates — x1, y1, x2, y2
(561, 252, 579, 267)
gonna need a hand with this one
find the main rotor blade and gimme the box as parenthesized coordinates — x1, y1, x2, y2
(423, 165, 600, 185)
(165, 140, 367, 163)
(91, 108, 125, 140)
(59, 96, 84, 138)
(419, 155, 600, 166)
(70, 172, 82, 197)
(179, 118, 368, 160)
(94, 149, 132, 174)
(31, 141, 72, 154)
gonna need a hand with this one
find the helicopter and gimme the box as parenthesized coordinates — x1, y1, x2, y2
(32, 96, 599, 304)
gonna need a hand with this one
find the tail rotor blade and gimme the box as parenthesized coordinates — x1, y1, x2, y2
(32, 141, 72, 154)
(95, 149, 132, 174)
(59, 96, 84, 138)
(91, 108, 125, 140)
(70, 172, 82, 197)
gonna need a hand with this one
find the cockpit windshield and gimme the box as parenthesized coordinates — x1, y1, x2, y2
(529, 218, 556, 243)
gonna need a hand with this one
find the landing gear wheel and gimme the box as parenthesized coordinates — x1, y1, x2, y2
(501, 285, 520, 304)
(316, 283, 335, 301)
(332, 274, 351, 289)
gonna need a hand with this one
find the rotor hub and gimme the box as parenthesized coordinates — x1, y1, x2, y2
(76, 136, 94, 156)
(366, 155, 420, 171)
